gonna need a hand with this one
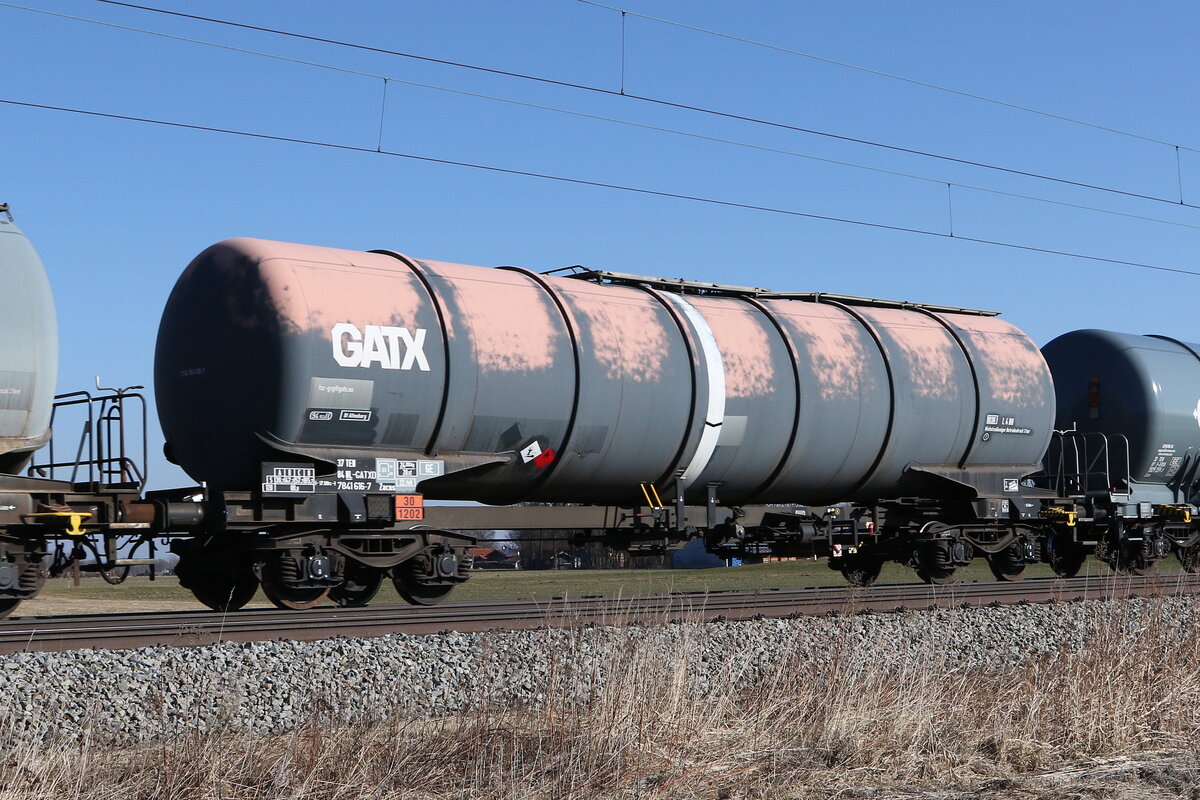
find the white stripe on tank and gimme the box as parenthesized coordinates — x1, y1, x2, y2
(659, 292, 726, 486)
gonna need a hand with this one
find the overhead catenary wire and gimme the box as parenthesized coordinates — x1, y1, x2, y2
(4, 96, 1200, 280)
(577, 0, 1195, 153)
(80, 0, 1200, 211)
(6, 1, 1200, 234)
(413, 83, 1200, 232)
(0, 1, 383, 81)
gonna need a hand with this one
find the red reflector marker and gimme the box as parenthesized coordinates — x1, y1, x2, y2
(533, 448, 555, 469)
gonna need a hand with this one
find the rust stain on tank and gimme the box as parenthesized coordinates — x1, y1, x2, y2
(233, 242, 563, 373)
(772, 302, 874, 400)
(426, 262, 559, 373)
(865, 308, 959, 400)
(560, 281, 668, 382)
(264, 261, 427, 334)
(944, 314, 1049, 407)
(688, 297, 775, 398)
(218, 240, 429, 334)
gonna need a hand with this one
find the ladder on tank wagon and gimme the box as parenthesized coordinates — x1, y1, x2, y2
(28, 380, 148, 491)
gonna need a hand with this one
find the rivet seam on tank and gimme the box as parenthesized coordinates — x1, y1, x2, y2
(658, 292, 726, 484)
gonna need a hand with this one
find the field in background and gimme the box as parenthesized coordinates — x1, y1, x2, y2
(17, 556, 1164, 616)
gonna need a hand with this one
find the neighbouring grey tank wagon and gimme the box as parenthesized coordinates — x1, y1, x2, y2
(1043, 329, 1200, 492)
(0, 207, 57, 475)
(1040, 330, 1200, 572)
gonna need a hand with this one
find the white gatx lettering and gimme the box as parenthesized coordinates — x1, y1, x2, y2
(332, 323, 431, 371)
(398, 327, 430, 371)
(332, 323, 362, 368)
(362, 325, 390, 368)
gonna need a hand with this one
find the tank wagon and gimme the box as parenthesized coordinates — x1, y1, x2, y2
(151, 236, 1064, 591)
(1038, 330, 1200, 574)
(1, 210, 1199, 617)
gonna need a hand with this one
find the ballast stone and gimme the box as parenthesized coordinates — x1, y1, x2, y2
(0, 595, 1188, 744)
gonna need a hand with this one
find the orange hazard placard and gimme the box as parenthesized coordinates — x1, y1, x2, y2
(394, 494, 425, 521)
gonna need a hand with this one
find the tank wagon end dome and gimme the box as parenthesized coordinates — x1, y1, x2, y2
(1042, 328, 1200, 486)
(155, 237, 442, 488)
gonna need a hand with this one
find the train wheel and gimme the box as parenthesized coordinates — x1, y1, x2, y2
(177, 550, 259, 612)
(1112, 554, 1158, 576)
(392, 555, 458, 606)
(393, 573, 455, 606)
(1107, 541, 1158, 576)
(1047, 539, 1087, 578)
(916, 564, 958, 585)
(839, 555, 884, 587)
(261, 579, 329, 610)
(330, 562, 385, 607)
(1178, 546, 1200, 573)
(260, 553, 333, 610)
(188, 570, 259, 612)
(987, 544, 1027, 581)
(914, 540, 961, 585)
(0, 599, 21, 619)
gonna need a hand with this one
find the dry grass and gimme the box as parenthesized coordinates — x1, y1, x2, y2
(4, 604, 1200, 799)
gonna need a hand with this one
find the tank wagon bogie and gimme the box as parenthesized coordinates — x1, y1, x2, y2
(6, 204, 1200, 617)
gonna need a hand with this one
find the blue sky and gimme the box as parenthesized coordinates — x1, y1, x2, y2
(5, 0, 1200, 488)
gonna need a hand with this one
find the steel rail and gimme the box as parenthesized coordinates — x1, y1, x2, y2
(1, 573, 1196, 654)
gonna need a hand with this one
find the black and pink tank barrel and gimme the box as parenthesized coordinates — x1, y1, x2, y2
(154, 238, 1055, 505)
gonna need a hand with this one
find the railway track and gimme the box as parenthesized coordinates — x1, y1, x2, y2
(1, 572, 1197, 654)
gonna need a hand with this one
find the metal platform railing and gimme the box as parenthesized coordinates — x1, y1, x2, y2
(27, 380, 148, 490)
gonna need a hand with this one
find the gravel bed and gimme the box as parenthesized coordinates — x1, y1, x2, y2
(0, 595, 1193, 744)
